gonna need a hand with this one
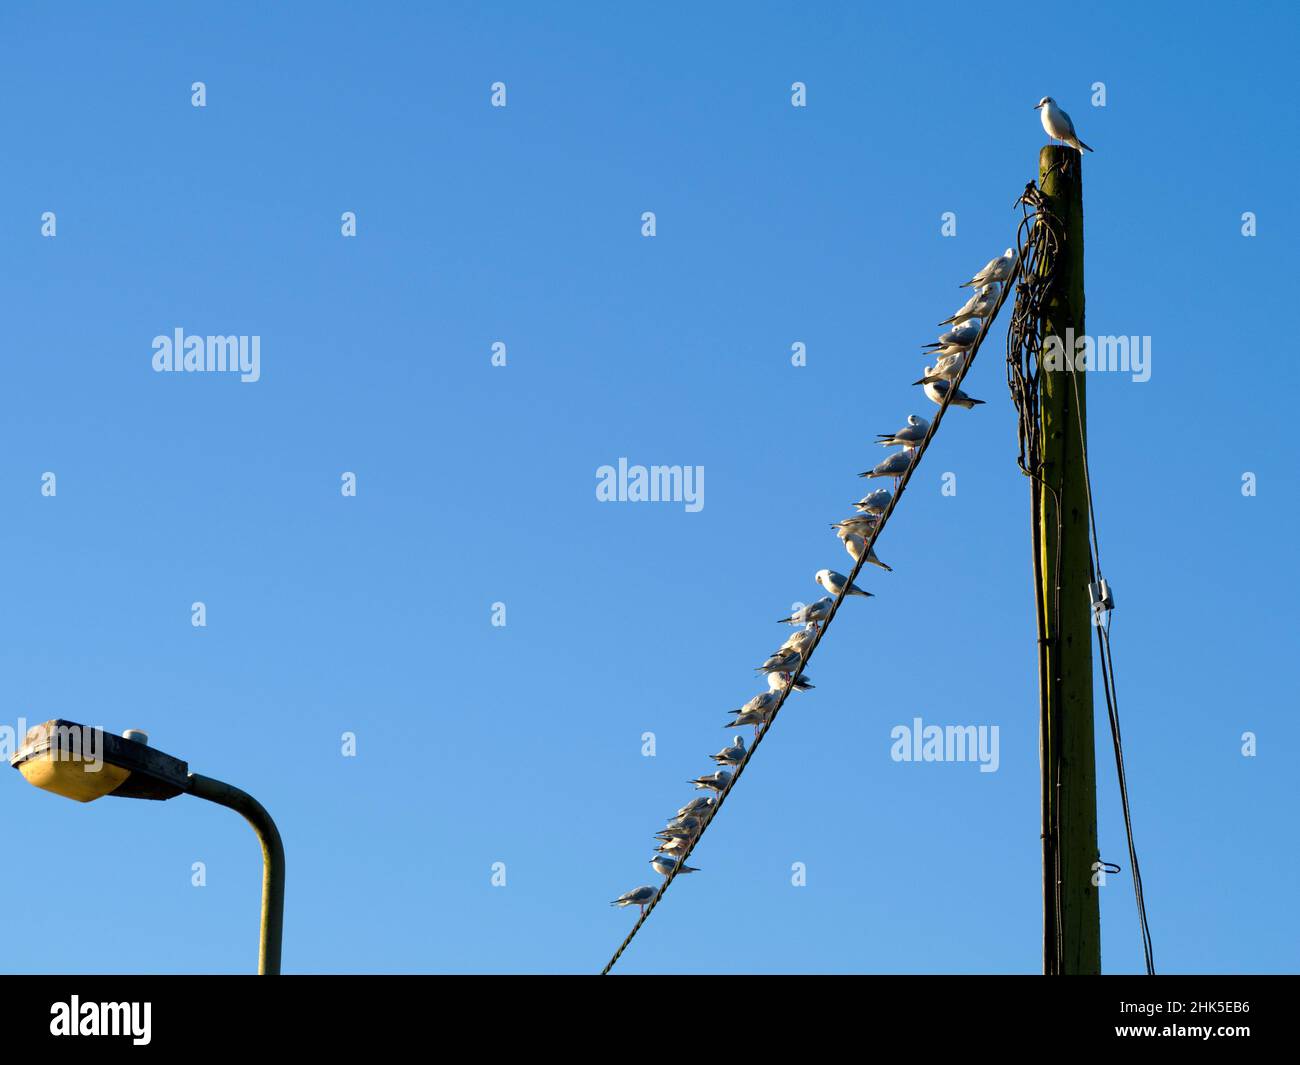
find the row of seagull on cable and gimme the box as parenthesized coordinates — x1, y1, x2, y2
(610, 248, 1019, 917)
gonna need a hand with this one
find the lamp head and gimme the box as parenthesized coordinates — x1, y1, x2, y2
(9, 719, 189, 802)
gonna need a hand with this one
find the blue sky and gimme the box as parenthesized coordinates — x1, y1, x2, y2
(1, 1, 1296, 974)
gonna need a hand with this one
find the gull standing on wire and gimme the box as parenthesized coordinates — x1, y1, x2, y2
(687, 770, 733, 794)
(940, 284, 1000, 326)
(777, 623, 818, 656)
(861, 450, 914, 486)
(836, 528, 892, 571)
(924, 319, 981, 353)
(831, 513, 879, 537)
(650, 855, 699, 877)
(921, 373, 985, 409)
(768, 670, 814, 692)
(915, 353, 970, 385)
(960, 249, 1015, 288)
(1034, 96, 1093, 152)
(875, 417, 928, 451)
(757, 648, 805, 675)
(711, 735, 746, 768)
(728, 691, 780, 734)
(779, 671, 814, 691)
(854, 487, 893, 513)
(677, 797, 715, 819)
(815, 569, 873, 599)
(861, 450, 913, 479)
(611, 885, 658, 915)
(777, 596, 835, 625)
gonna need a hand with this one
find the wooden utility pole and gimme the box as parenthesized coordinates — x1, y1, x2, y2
(1036, 145, 1101, 975)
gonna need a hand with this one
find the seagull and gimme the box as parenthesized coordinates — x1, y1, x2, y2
(924, 319, 981, 353)
(730, 709, 769, 731)
(875, 417, 928, 450)
(656, 821, 700, 844)
(861, 450, 914, 480)
(816, 568, 873, 598)
(836, 529, 892, 571)
(757, 648, 804, 674)
(1034, 96, 1093, 152)
(688, 770, 733, 794)
(777, 623, 818, 655)
(727, 690, 780, 724)
(854, 491, 891, 514)
(960, 249, 1015, 288)
(729, 691, 783, 732)
(831, 514, 880, 538)
(676, 797, 716, 819)
(777, 597, 835, 625)
(915, 352, 970, 384)
(774, 670, 814, 692)
(922, 375, 985, 409)
(766, 669, 813, 693)
(711, 735, 746, 767)
(611, 885, 658, 915)
(940, 283, 1000, 326)
(650, 855, 699, 877)
(655, 836, 691, 854)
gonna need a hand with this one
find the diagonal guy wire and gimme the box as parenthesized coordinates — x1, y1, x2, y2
(601, 245, 1026, 975)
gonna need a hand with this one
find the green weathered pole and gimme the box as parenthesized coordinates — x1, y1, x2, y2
(1037, 144, 1101, 975)
(187, 773, 286, 975)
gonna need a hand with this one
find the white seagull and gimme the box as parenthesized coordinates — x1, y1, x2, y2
(915, 352, 970, 384)
(676, 797, 716, 819)
(611, 885, 658, 914)
(854, 487, 892, 513)
(711, 735, 747, 767)
(862, 450, 914, 480)
(924, 319, 981, 353)
(757, 648, 805, 674)
(772, 670, 814, 692)
(831, 513, 880, 537)
(960, 249, 1015, 288)
(940, 283, 1000, 326)
(777, 597, 835, 625)
(922, 374, 985, 409)
(875, 416, 929, 450)
(730, 692, 781, 731)
(650, 855, 699, 877)
(777, 623, 818, 655)
(836, 528, 892, 571)
(1034, 96, 1093, 152)
(815, 568, 873, 598)
(688, 770, 733, 794)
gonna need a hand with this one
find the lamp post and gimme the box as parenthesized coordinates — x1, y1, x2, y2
(8, 719, 285, 975)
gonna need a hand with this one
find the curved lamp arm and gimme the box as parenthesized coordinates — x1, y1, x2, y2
(186, 773, 286, 975)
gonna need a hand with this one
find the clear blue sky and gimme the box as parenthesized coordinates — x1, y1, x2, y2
(2, 1, 1296, 975)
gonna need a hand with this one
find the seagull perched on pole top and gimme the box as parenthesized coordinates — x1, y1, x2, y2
(1034, 96, 1093, 152)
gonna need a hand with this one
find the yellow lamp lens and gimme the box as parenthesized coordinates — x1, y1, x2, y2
(17, 753, 131, 802)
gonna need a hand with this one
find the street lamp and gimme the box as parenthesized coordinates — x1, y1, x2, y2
(9, 718, 285, 975)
